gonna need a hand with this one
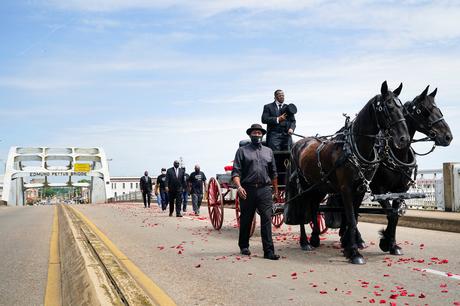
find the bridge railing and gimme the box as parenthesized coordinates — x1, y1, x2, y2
(108, 191, 160, 203)
(362, 169, 444, 210)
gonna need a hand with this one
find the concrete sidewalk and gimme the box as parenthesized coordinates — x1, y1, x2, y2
(360, 209, 460, 233)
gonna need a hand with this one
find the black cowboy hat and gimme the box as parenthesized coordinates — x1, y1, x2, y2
(246, 123, 267, 135)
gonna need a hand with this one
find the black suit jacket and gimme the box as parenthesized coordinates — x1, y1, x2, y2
(165, 167, 185, 192)
(139, 176, 152, 193)
(261, 102, 296, 134)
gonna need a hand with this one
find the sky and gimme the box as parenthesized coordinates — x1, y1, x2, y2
(1, 0, 459, 178)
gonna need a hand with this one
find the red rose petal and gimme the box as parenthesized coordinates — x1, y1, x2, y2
(195, 264, 201, 268)
(419, 293, 426, 298)
(390, 294, 398, 299)
(440, 283, 448, 288)
(291, 272, 297, 277)
(383, 274, 390, 277)
(369, 299, 375, 304)
(320, 291, 327, 294)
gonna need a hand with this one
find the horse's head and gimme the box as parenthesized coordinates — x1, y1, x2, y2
(404, 86, 453, 146)
(375, 81, 410, 149)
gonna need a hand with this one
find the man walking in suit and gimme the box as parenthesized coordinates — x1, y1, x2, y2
(261, 89, 296, 151)
(165, 160, 185, 217)
(140, 170, 152, 208)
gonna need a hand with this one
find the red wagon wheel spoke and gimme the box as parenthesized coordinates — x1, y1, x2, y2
(272, 190, 285, 228)
(207, 177, 224, 230)
(235, 195, 256, 237)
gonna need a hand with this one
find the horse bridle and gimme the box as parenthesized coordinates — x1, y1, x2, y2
(404, 97, 445, 140)
(373, 94, 407, 132)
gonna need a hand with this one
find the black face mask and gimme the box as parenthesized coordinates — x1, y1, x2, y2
(250, 135, 263, 145)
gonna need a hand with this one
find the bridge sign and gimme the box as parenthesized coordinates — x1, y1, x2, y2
(74, 163, 91, 173)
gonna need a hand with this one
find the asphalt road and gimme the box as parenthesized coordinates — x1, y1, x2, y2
(0, 205, 54, 306)
(77, 203, 460, 306)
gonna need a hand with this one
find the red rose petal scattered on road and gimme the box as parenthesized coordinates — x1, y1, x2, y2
(383, 274, 390, 277)
(440, 283, 448, 288)
(379, 300, 386, 304)
(177, 250, 182, 254)
(447, 272, 454, 277)
(319, 291, 327, 294)
(195, 264, 201, 268)
(390, 294, 398, 299)
(418, 293, 426, 298)
(390, 302, 396, 306)
(291, 272, 297, 277)
(453, 301, 460, 305)
(369, 299, 375, 304)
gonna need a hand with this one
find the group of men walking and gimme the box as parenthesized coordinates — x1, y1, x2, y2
(140, 163, 207, 217)
(141, 89, 295, 261)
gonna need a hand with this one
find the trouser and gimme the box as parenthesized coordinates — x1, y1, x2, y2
(168, 190, 182, 215)
(142, 192, 151, 208)
(238, 185, 275, 255)
(160, 190, 169, 210)
(191, 193, 203, 213)
(266, 132, 292, 151)
(182, 191, 188, 211)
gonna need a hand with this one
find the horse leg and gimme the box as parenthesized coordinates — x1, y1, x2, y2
(300, 224, 314, 251)
(341, 187, 365, 264)
(353, 194, 367, 249)
(379, 199, 403, 255)
(309, 201, 321, 248)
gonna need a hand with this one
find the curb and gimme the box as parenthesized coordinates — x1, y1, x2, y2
(359, 214, 460, 233)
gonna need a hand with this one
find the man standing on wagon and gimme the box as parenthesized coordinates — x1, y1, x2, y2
(261, 89, 296, 151)
(232, 123, 280, 260)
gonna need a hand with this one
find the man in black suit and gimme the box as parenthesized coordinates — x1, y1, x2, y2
(139, 170, 153, 208)
(261, 89, 296, 151)
(165, 160, 185, 217)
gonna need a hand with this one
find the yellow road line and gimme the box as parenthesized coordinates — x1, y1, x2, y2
(44, 206, 61, 306)
(69, 205, 176, 306)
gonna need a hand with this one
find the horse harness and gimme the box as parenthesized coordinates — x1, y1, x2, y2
(288, 95, 408, 203)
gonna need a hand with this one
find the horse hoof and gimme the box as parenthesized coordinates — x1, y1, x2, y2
(379, 239, 390, 252)
(301, 244, 314, 251)
(350, 256, 366, 265)
(310, 236, 320, 248)
(390, 247, 403, 256)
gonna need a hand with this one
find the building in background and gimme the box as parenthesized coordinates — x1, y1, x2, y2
(110, 176, 156, 198)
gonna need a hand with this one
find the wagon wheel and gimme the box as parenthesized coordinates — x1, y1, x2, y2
(207, 177, 224, 230)
(309, 195, 328, 235)
(271, 190, 285, 228)
(235, 195, 256, 237)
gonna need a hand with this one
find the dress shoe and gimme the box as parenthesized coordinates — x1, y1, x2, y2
(240, 248, 251, 256)
(176, 214, 183, 217)
(264, 253, 280, 260)
(169, 213, 173, 217)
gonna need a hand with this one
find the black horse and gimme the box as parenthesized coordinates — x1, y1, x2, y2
(331, 85, 452, 255)
(284, 81, 410, 264)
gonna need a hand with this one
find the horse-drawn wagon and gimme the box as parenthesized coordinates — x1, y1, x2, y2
(206, 81, 451, 264)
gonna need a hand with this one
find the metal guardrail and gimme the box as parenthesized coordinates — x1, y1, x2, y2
(109, 169, 446, 210)
(109, 191, 158, 203)
(362, 168, 443, 210)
